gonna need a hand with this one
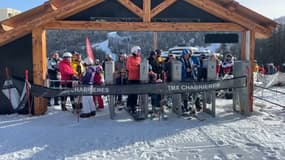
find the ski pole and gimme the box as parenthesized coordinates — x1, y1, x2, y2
(25, 70, 31, 115)
(5, 67, 14, 113)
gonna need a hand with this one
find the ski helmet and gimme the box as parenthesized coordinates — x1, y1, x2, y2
(131, 46, 141, 55)
(63, 52, 72, 58)
(95, 65, 103, 73)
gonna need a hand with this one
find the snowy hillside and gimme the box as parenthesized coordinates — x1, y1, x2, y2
(92, 39, 117, 60)
(0, 88, 284, 160)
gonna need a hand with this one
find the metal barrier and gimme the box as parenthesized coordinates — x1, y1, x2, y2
(138, 59, 149, 120)
(202, 58, 217, 117)
(171, 60, 183, 116)
(254, 85, 285, 108)
(105, 61, 115, 119)
(42, 60, 248, 119)
(233, 61, 250, 115)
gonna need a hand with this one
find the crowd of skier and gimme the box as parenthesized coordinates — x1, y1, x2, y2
(47, 46, 235, 118)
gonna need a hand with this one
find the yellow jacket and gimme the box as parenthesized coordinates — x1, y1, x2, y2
(71, 60, 85, 77)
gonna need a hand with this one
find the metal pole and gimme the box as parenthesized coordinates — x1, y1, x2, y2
(171, 60, 182, 116)
(139, 59, 149, 119)
(105, 61, 115, 119)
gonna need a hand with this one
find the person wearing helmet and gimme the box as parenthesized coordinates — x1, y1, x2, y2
(71, 51, 85, 78)
(80, 57, 96, 118)
(58, 52, 77, 111)
(222, 53, 234, 75)
(126, 46, 141, 113)
(180, 49, 200, 115)
(93, 65, 105, 109)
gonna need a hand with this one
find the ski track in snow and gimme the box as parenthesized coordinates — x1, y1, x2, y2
(0, 88, 285, 160)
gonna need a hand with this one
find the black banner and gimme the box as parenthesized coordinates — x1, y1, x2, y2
(30, 76, 247, 98)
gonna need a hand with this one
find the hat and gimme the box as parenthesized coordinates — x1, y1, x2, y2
(181, 49, 189, 57)
(155, 49, 161, 55)
(71, 51, 80, 55)
(150, 51, 156, 57)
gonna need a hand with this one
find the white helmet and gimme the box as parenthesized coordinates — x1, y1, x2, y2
(131, 46, 141, 55)
(83, 57, 94, 66)
(62, 52, 72, 58)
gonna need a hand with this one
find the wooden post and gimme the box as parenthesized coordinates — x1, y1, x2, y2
(241, 31, 247, 60)
(32, 28, 48, 115)
(153, 32, 158, 50)
(249, 30, 256, 112)
(143, 0, 151, 22)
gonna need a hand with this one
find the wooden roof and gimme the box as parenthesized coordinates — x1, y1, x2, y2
(0, 0, 278, 47)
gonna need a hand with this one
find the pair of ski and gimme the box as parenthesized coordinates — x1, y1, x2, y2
(148, 106, 168, 120)
(183, 113, 205, 121)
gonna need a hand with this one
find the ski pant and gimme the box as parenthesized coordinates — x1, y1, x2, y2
(182, 93, 200, 112)
(127, 80, 140, 112)
(61, 83, 75, 106)
(150, 94, 161, 108)
(93, 95, 104, 108)
(116, 77, 127, 102)
(82, 96, 96, 114)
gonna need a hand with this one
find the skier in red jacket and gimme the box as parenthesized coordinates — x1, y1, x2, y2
(58, 52, 77, 111)
(93, 65, 104, 109)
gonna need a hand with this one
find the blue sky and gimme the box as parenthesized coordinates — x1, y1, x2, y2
(0, 0, 284, 19)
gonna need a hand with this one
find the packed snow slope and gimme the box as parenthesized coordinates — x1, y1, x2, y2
(0, 88, 284, 160)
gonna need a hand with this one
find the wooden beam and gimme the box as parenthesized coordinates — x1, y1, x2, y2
(240, 31, 247, 60)
(53, 0, 105, 20)
(118, 0, 143, 18)
(151, 0, 176, 18)
(49, 0, 67, 9)
(44, 1, 57, 10)
(184, 0, 272, 38)
(225, 1, 239, 12)
(45, 21, 246, 32)
(143, 0, 151, 22)
(32, 28, 48, 115)
(1, 24, 14, 31)
(0, 0, 104, 46)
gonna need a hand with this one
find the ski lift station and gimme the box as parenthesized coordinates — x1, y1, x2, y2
(0, 0, 277, 116)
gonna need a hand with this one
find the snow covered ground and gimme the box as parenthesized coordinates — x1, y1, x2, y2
(0, 88, 285, 160)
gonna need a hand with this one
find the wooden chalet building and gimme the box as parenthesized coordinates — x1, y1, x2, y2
(0, 0, 277, 115)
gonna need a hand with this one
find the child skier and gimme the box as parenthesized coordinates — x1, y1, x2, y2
(80, 57, 96, 118)
(93, 65, 104, 109)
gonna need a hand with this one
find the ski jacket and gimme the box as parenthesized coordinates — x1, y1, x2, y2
(181, 56, 198, 81)
(82, 66, 95, 85)
(47, 58, 60, 80)
(94, 73, 103, 85)
(126, 55, 141, 80)
(71, 60, 85, 77)
(58, 59, 75, 85)
(115, 60, 127, 79)
(222, 60, 234, 75)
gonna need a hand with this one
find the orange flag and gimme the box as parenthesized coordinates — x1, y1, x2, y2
(86, 36, 95, 62)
